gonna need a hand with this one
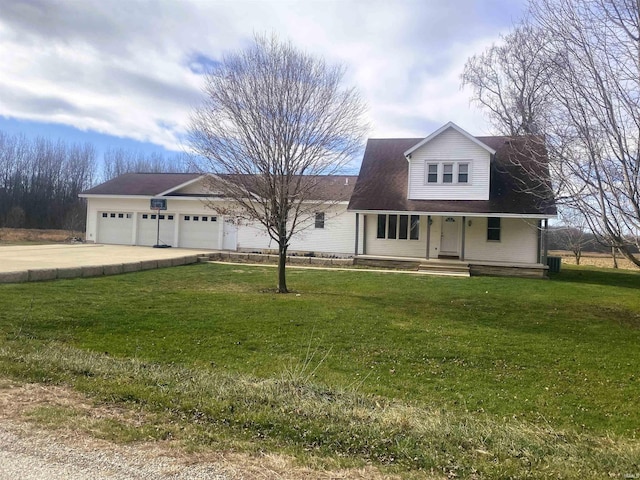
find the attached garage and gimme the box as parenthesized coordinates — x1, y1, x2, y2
(97, 212, 133, 245)
(179, 214, 220, 249)
(137, 213, 176, 246)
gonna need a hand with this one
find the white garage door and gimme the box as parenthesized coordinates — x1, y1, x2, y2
(179, 214, 220, 249)
(137, 213, 176, 246)
(97, 212, 133, 245)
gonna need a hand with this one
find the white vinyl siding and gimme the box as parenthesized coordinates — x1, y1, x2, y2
(408, 127, 491, 200)
(365, 214, 441, 258)
(235, 204, 354, 256)
(465, 218, 539, 264)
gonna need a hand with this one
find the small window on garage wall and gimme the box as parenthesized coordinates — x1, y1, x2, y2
(126, 213, 132, 219)
(110, 213, 116, 218)
(142, 214, 148, 219)
(102, 213, 108, 218)
(118, 213, 124, 218)
(211, 216, 217, 221)
(202, 216, 208, 222)
(193, 216, 199, 221)
(151, 214, 156, 220)
(168, 215, 174, 220)
(184, 215, 190, 221)
(159, 214, 165, 220)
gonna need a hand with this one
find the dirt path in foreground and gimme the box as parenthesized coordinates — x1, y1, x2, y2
(0, 380, 399, 480)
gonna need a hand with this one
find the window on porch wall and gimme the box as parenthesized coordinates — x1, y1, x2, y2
(377, 214, 386, 238)
(388, 215, 397, 239)
(376, 214, 420, 240)
(410, 215, 419, 240)
(487, 217, 501, 241)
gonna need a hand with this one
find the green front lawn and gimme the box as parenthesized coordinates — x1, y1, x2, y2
(1, 264, 639, 477)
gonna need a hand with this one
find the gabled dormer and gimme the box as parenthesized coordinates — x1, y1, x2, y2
(405, 122, 495, 201)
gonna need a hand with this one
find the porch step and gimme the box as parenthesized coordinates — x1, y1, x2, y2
(418, 261, 470, 277)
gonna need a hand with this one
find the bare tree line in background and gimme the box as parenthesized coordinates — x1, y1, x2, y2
(0, 131, 191, 231)
(462, 0, 640, 267)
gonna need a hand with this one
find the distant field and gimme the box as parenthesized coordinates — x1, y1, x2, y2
(0, 227, 84, 244)
(0, 263, 639, 478)
(550, 249, 639, 270)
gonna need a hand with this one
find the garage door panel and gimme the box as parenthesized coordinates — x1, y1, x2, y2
(97, 212, 133, 245)
(138, 213, 175, 246)
(179, 214, 220, 249)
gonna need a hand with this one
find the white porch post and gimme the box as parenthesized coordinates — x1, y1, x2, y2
(426, 215, 431, 260)
(362, 215, 367, 255)
(461, 216, 466, 261)
(354, 213, 360, 256)
(543, 218, 549, 265)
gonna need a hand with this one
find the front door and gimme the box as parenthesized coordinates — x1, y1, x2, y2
(440, 217, 459, 256)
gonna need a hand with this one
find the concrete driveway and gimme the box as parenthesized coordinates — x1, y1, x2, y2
(0, 244, 214, 283)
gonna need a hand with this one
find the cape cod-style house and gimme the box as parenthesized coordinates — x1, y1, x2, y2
(80, 122, 556, 277)
(347, 122, 557, 276)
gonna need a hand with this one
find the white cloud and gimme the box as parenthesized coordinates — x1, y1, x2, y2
(0, 0, 523, 151)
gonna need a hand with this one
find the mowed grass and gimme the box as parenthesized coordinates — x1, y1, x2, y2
(0, 263, 639, 477)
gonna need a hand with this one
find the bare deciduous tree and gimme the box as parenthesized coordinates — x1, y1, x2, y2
(101, 148, 191, 182)
(0, 132, 96, 230)
(188, 35, 368, 293)
(462, 0, 640, 267)
(461, 24, 555, 136)
(557, 210, 593, 265)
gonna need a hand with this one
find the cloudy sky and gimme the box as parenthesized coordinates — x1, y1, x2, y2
(0, 0, 525, 161)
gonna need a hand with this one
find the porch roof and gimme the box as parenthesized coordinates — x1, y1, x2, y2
(348, 137, 557, 216)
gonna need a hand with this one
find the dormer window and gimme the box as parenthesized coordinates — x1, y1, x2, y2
(427, 163, 438, 183)
(458, 163, 469, 183)
(443, 164, 453, 183)
(424, 161, 471, 185)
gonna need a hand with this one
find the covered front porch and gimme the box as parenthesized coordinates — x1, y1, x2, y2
(351, 212, 551, 277)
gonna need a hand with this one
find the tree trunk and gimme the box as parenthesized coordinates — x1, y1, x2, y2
(617, 245, 640, 268)
(612, 247, 618, 269)
(277, 239, 288, 293)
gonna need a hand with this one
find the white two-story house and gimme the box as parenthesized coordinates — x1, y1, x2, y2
(81, 122, 556, 276)
(347, 122, 557, 276)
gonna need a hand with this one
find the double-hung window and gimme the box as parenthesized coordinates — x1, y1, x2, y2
(487, 217, 501, 241)
(458, 163, 469, 183)
(443, 164, 454, 183)
(427, 163, 438, 183)
(314, 212, 325, 229)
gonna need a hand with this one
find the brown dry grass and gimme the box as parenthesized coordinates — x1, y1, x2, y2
(549, 250, 639, 270)
(0, 228, 84, 244)
(0, 378, 401, 480)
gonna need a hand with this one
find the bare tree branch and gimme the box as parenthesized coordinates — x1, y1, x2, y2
(188, 34, 368, 292)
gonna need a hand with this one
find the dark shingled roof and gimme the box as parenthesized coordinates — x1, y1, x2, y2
(82, 173, 201, 196)
(348, 136, 557, 216)
(82, 173, 358, 201)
